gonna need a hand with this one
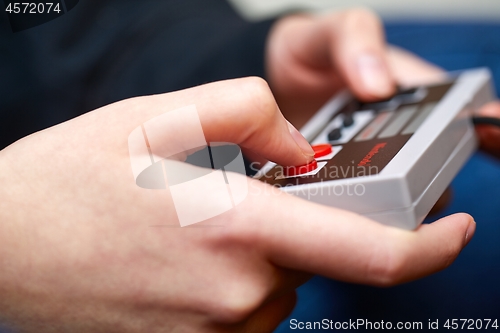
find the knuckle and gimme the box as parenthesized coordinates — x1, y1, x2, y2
(216, 279, 268, 323)
(239, 76, 277, 122)
(241, 76, 272, 97)
(365, 240, 407, 287)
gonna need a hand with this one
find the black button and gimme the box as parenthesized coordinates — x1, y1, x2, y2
(343, 113, 354, 127)
(328, 128, 342, 141)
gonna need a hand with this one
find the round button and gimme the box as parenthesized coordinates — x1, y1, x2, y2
(343, 113, 354, 127)
(327, 127, 342, 141)
(285, 160, 318, 177)
(312, 144, 333, 158)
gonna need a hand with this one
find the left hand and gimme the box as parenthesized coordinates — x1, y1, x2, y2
(266, 8, 500, 158)
(475, 102, 500, 159)
(266, 8, 445, 127)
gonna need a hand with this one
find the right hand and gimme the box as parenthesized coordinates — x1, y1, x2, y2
(475, 102, 500, 159)
(0, 77, 475, 333)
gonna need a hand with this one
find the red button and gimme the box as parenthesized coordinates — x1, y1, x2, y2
(312, 144, 333, 158)
(285, 160, 318, 177)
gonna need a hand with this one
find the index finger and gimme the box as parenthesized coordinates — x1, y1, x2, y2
(110, 77, 316, 167)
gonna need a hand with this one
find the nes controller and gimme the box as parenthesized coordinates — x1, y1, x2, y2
(256, 68, 496, 229)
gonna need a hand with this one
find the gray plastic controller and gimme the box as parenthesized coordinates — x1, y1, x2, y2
(257, 68, 495, 229)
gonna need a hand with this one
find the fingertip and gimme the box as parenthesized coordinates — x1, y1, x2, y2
(431, 212, 475, 247)
(478, 102, 500, 117)
(354, 54, 396, 100)
(286, 121, 315, 164)
(445, 213, 476, 247)
(393, 213, 475, 283)
(464, 215, 476, 246)
(452, 212, 474, 224)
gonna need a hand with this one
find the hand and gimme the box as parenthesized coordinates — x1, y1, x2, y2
(266, 8, 446, 127)
(475, 102, 500, 159)
(0, 78, 475, 333)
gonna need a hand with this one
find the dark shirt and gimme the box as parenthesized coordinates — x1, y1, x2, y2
(0, 0, 273, 149)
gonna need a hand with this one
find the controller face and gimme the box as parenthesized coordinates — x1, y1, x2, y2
(256, 68, 495, 229)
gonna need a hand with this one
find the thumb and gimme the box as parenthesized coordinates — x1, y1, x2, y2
(327, 8, 395, 100)
(126, 77, 315, 167)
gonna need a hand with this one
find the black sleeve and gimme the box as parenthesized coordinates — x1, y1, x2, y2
(0, 0, 275, 149)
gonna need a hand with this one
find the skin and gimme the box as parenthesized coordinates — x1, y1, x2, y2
(1, 7, 500, 333)
(0, 78, 478, 333)
(266, 9, 500, 135)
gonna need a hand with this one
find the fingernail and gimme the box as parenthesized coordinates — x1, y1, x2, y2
(287, 121, 315, 158)
(357, 54, 393, 97)
(465, 219, 476, 246)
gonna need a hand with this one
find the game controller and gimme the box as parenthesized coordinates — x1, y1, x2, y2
(256, 68, 495, 230)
